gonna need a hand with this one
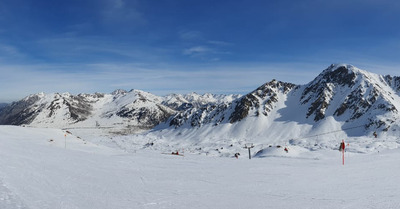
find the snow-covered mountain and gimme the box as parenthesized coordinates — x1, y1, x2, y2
(129, 64, 400, 155)
(299, 64, 400, 132)
(1, 64, 400, 143)
(157, 64, 400, 135)
(0, 89, 239, 134)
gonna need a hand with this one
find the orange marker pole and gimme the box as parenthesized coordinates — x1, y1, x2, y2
(64, 134, 67, 149)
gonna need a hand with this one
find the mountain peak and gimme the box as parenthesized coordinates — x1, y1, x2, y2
(323, 63, 377, 81)
(302, 64, 362, 103)
(313, 64, 358, 87)
(326, 63, 354, 70)
(111, 89, 128, 95)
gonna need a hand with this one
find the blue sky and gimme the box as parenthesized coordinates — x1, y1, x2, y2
(1, 0, 400, 102)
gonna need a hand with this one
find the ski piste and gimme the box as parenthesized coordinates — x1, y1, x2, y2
(1, 118, 400, 208)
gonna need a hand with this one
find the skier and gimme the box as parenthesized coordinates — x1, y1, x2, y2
(284, 147, 289, 153)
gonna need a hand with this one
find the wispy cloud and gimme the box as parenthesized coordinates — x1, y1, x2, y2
(178, 28, 234, 61)
(183, 46, 211, 56)
(0, 44, 21, 56)
(34, 36, 168, 63)
(182, 44, 231, 61)
(0, 44, 26, 62)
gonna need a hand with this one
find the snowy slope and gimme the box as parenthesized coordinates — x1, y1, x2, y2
(1, 125, 400, 209)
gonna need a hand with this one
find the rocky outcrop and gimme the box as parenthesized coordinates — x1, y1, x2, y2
(230, 80, 296, 123)
(0, 94, 43, 125)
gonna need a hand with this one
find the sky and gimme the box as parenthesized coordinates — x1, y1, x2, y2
(1, 0, 400, 103)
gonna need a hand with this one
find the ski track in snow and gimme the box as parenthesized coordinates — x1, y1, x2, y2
(0, 179, 28, 209)
(1, 125, 400, 209)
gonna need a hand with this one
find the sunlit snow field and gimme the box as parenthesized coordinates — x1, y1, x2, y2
(1, 125, 399, 209)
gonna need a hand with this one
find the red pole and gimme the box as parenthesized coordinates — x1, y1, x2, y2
(342, 149, 344, 165)
(341, 140, 345, 165)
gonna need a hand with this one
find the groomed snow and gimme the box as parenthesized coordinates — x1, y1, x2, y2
(1, 125, 400, 209)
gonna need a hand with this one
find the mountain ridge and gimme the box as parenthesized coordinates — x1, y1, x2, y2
(1, 64, 400, 141)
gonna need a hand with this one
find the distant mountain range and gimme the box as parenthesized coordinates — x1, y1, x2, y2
(1, 64, 400, 141)
(0, 88, 240, 134)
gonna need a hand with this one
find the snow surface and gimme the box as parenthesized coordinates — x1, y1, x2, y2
(1, 125, 400, 209)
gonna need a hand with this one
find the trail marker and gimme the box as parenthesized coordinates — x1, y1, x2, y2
(340, 140, 346, 165)
(64, 133, 67, 149)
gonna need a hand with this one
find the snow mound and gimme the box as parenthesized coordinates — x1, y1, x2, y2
(254, 145, 311, 158)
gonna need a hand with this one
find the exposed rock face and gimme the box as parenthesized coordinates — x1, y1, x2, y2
(300, 64, 357, 121)
(384, 75, 400, 93)
(47, 93, 94, 122)
(230, 80, 296, 123)
(0, 95, 42, 125)
(0, 90, 175, 130)
(298, 64, 399, 131)
(116, 101, 174, 127)
(168, 103, 230, 128)
(165, 93, 238, 128)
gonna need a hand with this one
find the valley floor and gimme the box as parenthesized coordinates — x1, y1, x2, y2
(0, 125, 399, 209)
